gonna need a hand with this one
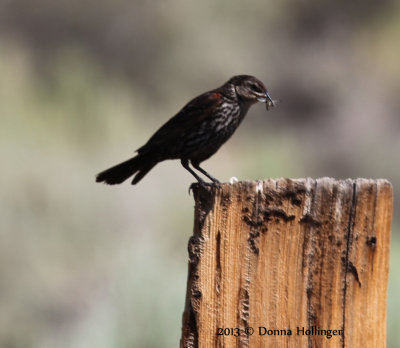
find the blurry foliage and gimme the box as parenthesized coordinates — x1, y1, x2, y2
(1, 1, 400, 347)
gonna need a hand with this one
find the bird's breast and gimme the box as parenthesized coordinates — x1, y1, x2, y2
(212, 102, 243, 136)
(167, 100, 244, 161)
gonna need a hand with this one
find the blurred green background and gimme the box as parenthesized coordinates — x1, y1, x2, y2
(1, 1, 399, 347)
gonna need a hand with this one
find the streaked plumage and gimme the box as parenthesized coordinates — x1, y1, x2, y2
(96, 75, 276, 186)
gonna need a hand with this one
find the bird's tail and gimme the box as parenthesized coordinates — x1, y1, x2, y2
(96, 155, 156, 185)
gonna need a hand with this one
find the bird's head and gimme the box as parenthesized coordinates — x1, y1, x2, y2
(228, 75, 276, 110)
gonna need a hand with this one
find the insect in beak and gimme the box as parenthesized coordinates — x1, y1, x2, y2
(259, 91, 280, 111)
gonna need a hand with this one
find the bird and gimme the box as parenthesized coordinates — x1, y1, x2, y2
(96, 75, 277, 186)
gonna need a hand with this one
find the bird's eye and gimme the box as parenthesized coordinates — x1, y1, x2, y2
(249, 83, 263, 93)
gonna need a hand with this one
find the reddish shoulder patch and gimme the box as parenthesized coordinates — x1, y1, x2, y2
(212, 92, 222, 99)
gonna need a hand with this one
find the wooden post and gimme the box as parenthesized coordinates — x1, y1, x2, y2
(180, 178, 392, 348)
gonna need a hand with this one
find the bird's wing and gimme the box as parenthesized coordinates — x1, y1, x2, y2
(136, 90, 224, 154)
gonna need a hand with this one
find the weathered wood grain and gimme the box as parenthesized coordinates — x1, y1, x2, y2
(180, 178, 392, 348)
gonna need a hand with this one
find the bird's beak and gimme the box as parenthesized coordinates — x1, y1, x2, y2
(265, 92, 275, 111)
(257, 91, 277, 111)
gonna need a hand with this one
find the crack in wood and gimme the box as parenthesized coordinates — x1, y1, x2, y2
(180, 179, 392, 348)
(347, 261, 362, 287)
(341, 181, 358, 348)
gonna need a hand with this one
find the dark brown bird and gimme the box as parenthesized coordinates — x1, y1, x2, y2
(96, 75, 276, 186)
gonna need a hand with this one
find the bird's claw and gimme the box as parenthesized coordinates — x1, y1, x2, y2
(188, 181, 221, 195)
(188, 183, 198, 195)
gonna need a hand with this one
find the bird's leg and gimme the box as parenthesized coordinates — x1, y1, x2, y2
(182, 159, 210, 195)
(181, 159, 206, 184)
(191, 161, 221, 187)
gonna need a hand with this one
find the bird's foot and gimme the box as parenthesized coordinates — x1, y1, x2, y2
(210, 180, 221, 189)
(188, 182, 197, 195)
(188, 180, 221, 195)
